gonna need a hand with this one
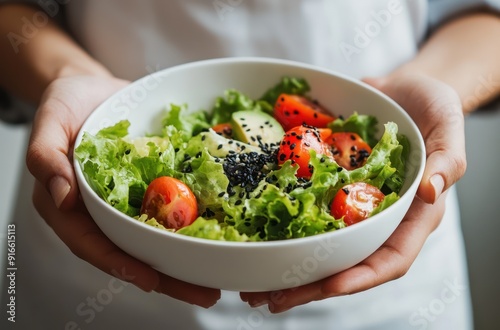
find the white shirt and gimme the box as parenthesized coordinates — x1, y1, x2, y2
(3, 0, 493, 328)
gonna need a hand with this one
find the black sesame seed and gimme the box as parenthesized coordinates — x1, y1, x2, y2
(342, 188, 350, 194)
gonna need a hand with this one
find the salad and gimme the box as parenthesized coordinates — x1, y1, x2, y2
(75, 77, 409, 242)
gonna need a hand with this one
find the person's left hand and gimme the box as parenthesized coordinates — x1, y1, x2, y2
(240, 73, 467, 313)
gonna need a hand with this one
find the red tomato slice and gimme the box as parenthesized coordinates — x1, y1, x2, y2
(274, 94, 336, 131)
(140, 176, 198, 230)
(325, 132, 372, 170)
(330, 182, 385, 226)
(277, 125, 333, 178)
(212, 122, 233, 139)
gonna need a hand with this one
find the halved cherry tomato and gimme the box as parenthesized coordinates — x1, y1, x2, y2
(277, 125, 333, 178)
(274, 94, 336, 131)
(141, 176, 198, 230)
(325, 132, 371, 170)
(330, 182, 385, 226)
(212, 122, 233, 139)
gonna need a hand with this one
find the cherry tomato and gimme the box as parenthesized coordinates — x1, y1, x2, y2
(274, 94, 336, 131)
(212, 122, 233, 139)
(141, 176, 198, 230)
(277, 125, 333, 178)
(330, 182, 385, 226)
(325, 132, 372, 170)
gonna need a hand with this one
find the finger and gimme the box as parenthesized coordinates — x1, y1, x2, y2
(26, 78, 127, 210)
(155, 275, 221, 308)
(241, 282, 325, 314)
(33, 181, 159, 292)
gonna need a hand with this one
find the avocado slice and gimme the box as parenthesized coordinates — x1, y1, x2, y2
(198, 129, 262, 158)
(231, 111, 284, 147)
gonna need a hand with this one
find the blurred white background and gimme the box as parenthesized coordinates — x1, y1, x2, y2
(0, 105, 498, 329)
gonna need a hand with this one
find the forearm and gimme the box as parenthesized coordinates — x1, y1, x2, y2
(0, 4, 110, 104)
(392, 12, 500, 112)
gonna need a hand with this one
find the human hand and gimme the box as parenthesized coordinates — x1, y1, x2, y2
(27, 75, 221, 307)
(240, 73, 467, 312)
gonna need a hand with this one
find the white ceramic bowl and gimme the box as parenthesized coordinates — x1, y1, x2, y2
(74, 58, 425, 292)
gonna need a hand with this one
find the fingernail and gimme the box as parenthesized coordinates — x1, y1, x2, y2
(49, 176, 71, 208)
(249, 299, 269, 308)
(430, 174, 444, 203)
(269, 303, 290, 314)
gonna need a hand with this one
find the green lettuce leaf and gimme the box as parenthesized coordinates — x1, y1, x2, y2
(75, 121, 174, 216)
(210, 90, 269, 125)
(259, 76, 310, 106)
(177, 217, 252, 242)
(329, 113, 378, 147)
(162, 103, 211, 139)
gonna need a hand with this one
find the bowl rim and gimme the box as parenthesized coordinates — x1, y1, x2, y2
(73, 56, 426, 248)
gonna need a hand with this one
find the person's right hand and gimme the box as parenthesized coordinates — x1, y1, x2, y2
(27, 75, 221, 308)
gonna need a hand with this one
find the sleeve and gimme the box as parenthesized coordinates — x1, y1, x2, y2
(428, 0, 500, 27)
(0, 0, 63, 123)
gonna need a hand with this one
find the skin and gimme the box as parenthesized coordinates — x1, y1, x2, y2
(1, 4, 499, 312)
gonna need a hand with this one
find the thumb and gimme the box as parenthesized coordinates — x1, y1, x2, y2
(26, 76, 128, 210)
(361, 77, 387, 90)
(27, 97, 81, 210)
(415, 107, 467, 204)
